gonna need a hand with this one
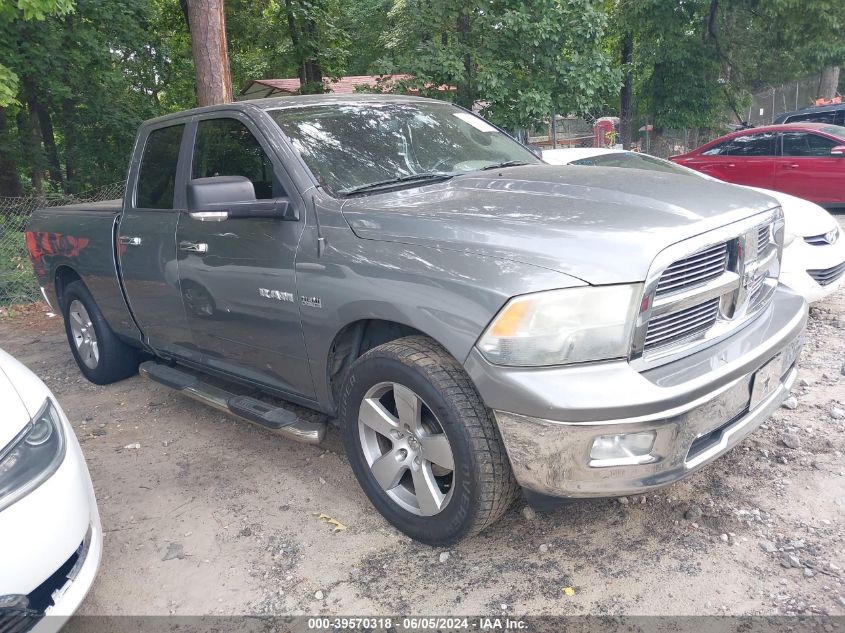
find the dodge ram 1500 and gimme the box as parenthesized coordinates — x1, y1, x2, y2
(26, 94, 807, 545)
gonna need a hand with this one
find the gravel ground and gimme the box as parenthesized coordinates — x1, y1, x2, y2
(1, 254, 844, 618)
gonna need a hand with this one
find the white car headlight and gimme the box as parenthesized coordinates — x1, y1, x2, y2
(477, 284, 643, 366)
(0, 398, 66, 512)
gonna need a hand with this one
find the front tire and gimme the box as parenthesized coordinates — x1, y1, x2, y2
(340, 336, 518, 545)
(62, 280, 141, 384)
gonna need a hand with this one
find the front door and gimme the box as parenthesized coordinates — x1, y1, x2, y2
(117, 121, 196, 358)
(175, 113, 314, 399)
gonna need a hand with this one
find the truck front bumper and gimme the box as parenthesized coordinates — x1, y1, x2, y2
(465, 285, 807, 499)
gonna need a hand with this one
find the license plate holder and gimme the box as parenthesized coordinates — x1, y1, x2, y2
(750, 355, 782, 410)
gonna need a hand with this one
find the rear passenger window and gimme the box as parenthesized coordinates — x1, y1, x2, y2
(192, 118, 281, 199)
(136, 124, 184, 209)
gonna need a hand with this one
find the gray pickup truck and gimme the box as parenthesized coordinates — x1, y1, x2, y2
(27, 94, 807, 545)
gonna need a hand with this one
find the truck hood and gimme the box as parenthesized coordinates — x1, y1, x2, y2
(341, 165, 781, 284)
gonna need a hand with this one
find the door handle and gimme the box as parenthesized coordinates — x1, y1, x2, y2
(726, 163, 736, 168)
(118, 236, 142, 246)
(179, 241, 209, 254)
(787, 163, 800, 169)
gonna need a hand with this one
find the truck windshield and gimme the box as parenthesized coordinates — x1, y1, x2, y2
(268, 101, 540, 196)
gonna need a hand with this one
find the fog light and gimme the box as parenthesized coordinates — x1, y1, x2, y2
(589, 431, 656, 466)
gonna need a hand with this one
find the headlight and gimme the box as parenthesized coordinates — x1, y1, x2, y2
(477, 284, 643, 366)
(0, 399, 66, 512)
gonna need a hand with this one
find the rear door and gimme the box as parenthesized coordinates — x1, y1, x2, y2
(117, 121, 196, 358)
(775, 131, 842, 204)
(175, 112, 314, 399)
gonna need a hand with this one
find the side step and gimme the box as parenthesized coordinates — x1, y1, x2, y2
(139, 361, 325, 444)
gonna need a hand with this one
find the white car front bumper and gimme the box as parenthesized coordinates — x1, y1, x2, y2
(780, 233, 845, 303)
(0, 404, 102, 633)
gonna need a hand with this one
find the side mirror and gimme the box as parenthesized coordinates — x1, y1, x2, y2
(830, 145, 845, 157)
(186, 176, 298, 221)
(187, 176, 256, 210)
(525, 144, 543, 158)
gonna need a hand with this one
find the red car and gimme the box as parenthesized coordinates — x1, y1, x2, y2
(670, 123, 845, 208)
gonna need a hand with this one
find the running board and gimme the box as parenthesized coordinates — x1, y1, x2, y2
(139, 361, 325, 444)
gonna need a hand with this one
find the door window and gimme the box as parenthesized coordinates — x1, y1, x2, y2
(192, 118, 281, 199)
(136, 124, 185, 209)
(726, 133, 777, 156)
(701, 133, 776, 156)
(781, 132, 837, 157)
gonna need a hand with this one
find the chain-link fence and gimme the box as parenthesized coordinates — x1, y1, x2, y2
(0, 182, 125, 306)
(747, 76, 826, 127)
(525, 116, 722, 159)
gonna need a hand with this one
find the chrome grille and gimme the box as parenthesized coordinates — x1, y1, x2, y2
(748, 272, 766, 304)
(634, 211, 783, 364)
(807, 261, 845, 286)
(655, 243, 728, 297)
(756, 224, 770, 255)
(643, 298, 720, 351)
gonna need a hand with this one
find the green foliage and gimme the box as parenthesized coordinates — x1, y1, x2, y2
(0, 0, 842, 194)
(0, 0, 74, 106)
(0, 0, 72, 21)
(383, 0, 619, 131)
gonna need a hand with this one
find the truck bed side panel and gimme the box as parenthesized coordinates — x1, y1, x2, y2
(26, 201, 141, 341)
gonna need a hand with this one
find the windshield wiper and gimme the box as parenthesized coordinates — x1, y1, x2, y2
(479, 160, 531, 171)
(339, 172, 454, 196)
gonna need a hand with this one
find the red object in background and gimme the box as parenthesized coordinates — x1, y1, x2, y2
(593, 117, 618, 148)
(670, 123, 845, 206)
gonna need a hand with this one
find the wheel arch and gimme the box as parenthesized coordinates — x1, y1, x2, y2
(54, 265, 83, 310)
(326, 318, 455, 412)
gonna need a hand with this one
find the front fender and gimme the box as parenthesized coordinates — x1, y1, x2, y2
(295, 223, 583, 413)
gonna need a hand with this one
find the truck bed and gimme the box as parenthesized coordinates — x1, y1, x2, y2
(26, 197, 140, 340)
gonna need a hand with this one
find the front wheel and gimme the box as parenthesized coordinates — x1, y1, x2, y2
(339, 336, 518, 545)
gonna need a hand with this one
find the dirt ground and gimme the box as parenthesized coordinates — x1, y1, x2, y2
(2, 254, 845, 618)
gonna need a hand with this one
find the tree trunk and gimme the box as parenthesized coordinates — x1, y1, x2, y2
(0, 108, 22, 197)
(62, 98, 79, 193)
(186, 0, 233, 106)
(619, 33, 633, 150)
(303, 18, 323, 89)
(456, 9, 473, 109)
(284, 0, 324, 93)
(23, 77, 63, 187)
(818, 66, 840, 100)
(16, 102, 44, 194)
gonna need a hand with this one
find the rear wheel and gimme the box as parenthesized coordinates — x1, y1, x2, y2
(340, 335, 518, 545)
(62, 280, 141, 384)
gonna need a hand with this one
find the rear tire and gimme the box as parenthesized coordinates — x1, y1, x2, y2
(62, 280, 141, 384)
(340, 335, 518, 545)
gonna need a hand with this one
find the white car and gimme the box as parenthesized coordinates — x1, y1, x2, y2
(0, 349, 102, 632)
(543, 148, 845, 303)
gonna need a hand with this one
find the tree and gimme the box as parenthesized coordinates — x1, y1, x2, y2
(818, 66, 840, 100)
(272, 0, 349, 93)
(0, 0, 74, 106)
(185, 0, 233, 105)
(384, 0, 618, 132)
